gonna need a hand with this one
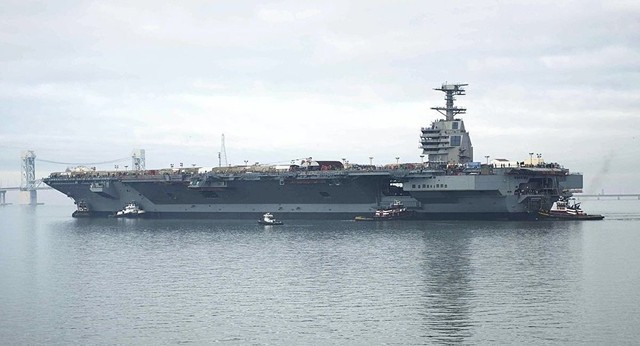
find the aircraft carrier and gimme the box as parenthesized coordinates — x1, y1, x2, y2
(43, 83, 583, 220)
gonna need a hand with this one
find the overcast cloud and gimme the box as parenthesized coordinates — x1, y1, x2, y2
(1, 0, 639, 196)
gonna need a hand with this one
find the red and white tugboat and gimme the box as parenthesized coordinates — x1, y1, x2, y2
(355, 200, 416, 221)
(538, 197, 604, 220)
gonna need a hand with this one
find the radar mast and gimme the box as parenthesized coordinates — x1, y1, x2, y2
(431, 83, 468, 120)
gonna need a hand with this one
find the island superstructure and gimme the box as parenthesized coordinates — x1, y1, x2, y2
(43, 83, 583, 220)
(422, 83, 473, 166)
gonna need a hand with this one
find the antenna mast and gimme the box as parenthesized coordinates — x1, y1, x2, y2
(431, 83, 468, 120)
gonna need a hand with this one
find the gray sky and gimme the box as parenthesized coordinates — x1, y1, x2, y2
(1, 0, 639, 196)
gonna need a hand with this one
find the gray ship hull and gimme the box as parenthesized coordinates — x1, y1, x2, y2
(43, 168, 582, 220)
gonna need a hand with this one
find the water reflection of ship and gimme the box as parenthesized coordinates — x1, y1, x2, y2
(419, 229, 474, 343)
(417, 222, 584, 342)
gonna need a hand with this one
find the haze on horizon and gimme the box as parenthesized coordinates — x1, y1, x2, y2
(1, 0, 639, 203)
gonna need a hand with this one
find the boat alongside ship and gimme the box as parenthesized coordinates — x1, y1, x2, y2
(113, 202, 146, 218)
(355, 200, 416, 221)
(43, 83, 589, 221)
(538, 197, 604, 220)
(258, 213, 283, 225)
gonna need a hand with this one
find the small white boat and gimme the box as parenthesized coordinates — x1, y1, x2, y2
(258, 212, 283, 225)
(114, 202, 146, 218)
(373, 200, 415, 220)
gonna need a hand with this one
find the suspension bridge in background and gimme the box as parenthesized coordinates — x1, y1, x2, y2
(0, 150, 144, 206)
(574, 193, 640, 200)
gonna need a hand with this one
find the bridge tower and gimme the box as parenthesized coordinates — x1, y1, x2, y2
(218, 133, 228, 167)
(132, 149, 146, 171)
(21, 150, 38, 205)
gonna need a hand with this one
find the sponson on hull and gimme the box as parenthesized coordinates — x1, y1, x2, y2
(43, 83, 584, 220)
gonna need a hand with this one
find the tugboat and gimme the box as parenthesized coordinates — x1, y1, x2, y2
(258, 212, 283, 225)
(538, 197, 604, 220)
(355, 200, 416, 221)
(114, 202, 146, 218)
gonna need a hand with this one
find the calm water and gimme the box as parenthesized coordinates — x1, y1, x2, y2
(1, 200, 639, 345)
